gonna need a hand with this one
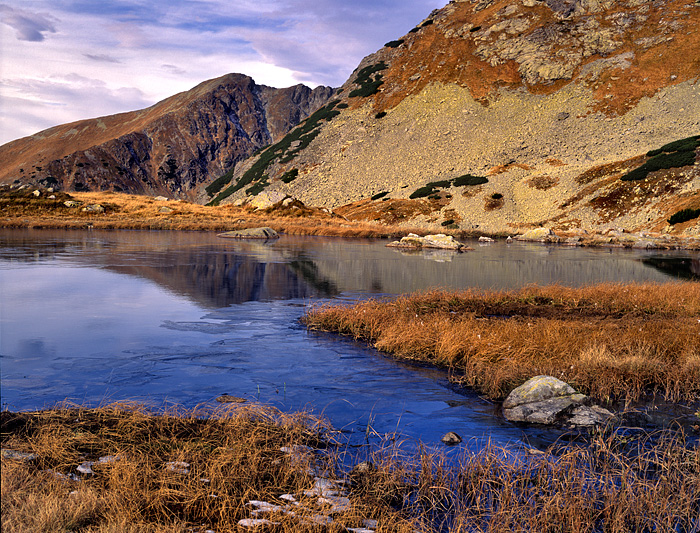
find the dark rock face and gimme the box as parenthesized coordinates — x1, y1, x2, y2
(0, 74, 334, 201)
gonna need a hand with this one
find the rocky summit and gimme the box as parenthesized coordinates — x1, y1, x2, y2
(211, 0, 700, 236)
(0, 75, 333, 201)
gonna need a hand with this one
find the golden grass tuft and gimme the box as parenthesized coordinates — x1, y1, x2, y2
(3, 404, 699, 533)
(303, 283, 700, 403)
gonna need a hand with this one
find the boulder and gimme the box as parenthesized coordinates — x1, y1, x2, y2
(249, 191, 286, 210)
(516, 227, 559, 242)
(503, 375, 611, 426)
(441, 431, 463, 445)
(217, 227, 280, 239)
(387, 233, 468, 251)
(82, 204, 105, 213)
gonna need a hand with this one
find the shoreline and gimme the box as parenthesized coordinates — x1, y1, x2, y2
(2, 188, 700, 250)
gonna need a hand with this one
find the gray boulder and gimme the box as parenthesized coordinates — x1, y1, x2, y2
(503, 375, 612, 427)
(217, 227, 280, 239)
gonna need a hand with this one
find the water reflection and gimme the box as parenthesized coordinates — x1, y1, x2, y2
(1, 229, 695, 310)
(1, 228, 697, 450)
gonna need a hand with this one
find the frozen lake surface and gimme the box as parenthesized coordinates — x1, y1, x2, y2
(1, 228, 696, 451)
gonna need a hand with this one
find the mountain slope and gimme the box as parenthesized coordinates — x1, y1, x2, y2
(215, 0, 700, 235)
(0, 75, 333, 200)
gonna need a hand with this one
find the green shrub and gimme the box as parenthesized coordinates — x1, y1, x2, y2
(375, 111, 387, 119)
(647, 135, 700, 157)
(409, 185, 436, 199)
(622, 135, 699, 181)
(408, 27, 419, 33)
(246, 178, 269, 196)
(280, 169, 299, 183)
(421, 19, 434, 26)
(336, 103, 349, 109)
(349, 62, 387, 98)
(427, 179, 452, 188)
(491, 193, 503, 199)
(441, 219, 454, 226)
(668, 208, 700, 225)
(205, 169, 235, 196)
(371, 191, 389, 200)
(210, 101, 342, 205)
(453, 174, 488, 187)
(385, 39, 404, 48)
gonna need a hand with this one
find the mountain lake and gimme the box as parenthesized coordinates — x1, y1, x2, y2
(1, 228, 698, 455)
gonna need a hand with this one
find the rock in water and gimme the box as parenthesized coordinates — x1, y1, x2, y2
(217, 227, 279, 239)
(503, 375, 612, 426)
(441, 431, 463, 445)
(387, 233, 468, 250)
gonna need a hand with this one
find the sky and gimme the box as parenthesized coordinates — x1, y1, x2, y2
(0, 0, 442, 145)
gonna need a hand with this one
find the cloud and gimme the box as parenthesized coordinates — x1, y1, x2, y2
(0, 4, 57, 42)
(0, 0, 443, 144)
(84, 53, 121, 63)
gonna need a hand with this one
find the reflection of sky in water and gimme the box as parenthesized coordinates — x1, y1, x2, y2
(1, 229, 696, 451)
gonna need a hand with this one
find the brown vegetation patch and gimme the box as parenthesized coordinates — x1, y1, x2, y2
(0, 189, 421, 239)
(525, 175, 559, 190)
(488, 163, 533, 175)
(576, 155, 646, 185)
(588, 168, 695, 223)
(304, 283, 700, 403)
(3, 404, 699, 532)
(335, 198, 439, 226)
(545, 158, 566, 167)
(484, 194, 504, 211)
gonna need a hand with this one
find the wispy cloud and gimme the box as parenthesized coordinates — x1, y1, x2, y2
(0, 0, 442, 145)
(0, 4, 57, 42)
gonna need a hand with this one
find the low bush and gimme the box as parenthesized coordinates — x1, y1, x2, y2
(621, 135, 699, 181)
(280, 168, 299, 184)
(375, 111, 387, 119)
(385, 39, 404, 48)
(668, 207, 700, 225)
(371, 191, 389, 200)
(452, 174, 488, 187)
(349, 62, 387, 98)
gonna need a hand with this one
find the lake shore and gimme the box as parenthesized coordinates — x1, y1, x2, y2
(2, 187, 699, 250)
(2, 403, 698, 533)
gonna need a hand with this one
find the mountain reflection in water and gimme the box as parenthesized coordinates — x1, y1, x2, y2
(1, 229, 697, 450)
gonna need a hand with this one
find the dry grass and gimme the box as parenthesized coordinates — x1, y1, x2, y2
(0, 403, 413, 533)
(0, 188, 415, 239)
(304, 283, 700, 403)
(3, 404, 698, 533)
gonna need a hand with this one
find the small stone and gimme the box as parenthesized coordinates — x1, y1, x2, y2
(82, 204, 105, 213)
(64, 200, 79, 208)
(48, 195, 56, 199)
(154, 196, 169, 201)
(165, 461, 190, 474)
(32, 190, 41, 197)
(77, 461, 95, 475)
(1, 449, 37, 462)
(158, 206, 173, 213)
(98, 455, 120, 464)
(441, 432, 463, 445)
(478, 236, 495, 242)
(237, 518, 278, 528)
(215, 394, 246, 403)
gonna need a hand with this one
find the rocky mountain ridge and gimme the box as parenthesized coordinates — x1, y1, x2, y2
(213, 0, 700, 235)
(0, 75, 333, 200)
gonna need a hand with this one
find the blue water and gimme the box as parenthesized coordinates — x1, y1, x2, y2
(1, 228, 696, 451)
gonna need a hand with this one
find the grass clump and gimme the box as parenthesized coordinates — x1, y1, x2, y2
(668, 207, 700, 225)
(410, 175, 488, 199)
(621, 135, 699, 181)
(1, 403, 338, 533)
(304, 283, 700, 403)
(349, 62, 387, 98)
(5, 404, 698, 533)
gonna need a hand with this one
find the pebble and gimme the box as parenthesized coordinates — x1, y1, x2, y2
(237, 518, 278, 528)
(77, 461, 95, 475)
(1, 449, 37, 462)
(165, 461, 190, 474)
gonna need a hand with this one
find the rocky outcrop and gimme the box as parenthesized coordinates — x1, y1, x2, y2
(217, 227, 280, 239)
(219, 0, 700, 236)
(387, 233, 469, 250)
(503, 375, 613, 427)
(0, 75, 333, 201)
